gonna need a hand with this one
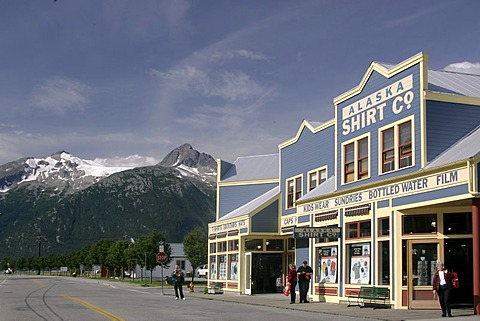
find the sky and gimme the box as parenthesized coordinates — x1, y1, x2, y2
(1, 0, 480, 167)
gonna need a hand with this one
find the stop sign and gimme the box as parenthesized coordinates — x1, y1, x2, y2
(156, 252, 167, 264)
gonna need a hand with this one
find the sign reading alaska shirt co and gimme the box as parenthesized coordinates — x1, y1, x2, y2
(298, 168, 469, 214)
(341, 75, 414, 136)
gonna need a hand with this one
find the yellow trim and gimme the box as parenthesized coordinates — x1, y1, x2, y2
(216, 159, 221, 221)
(334, 52, 427, 104)
(307, 165, 328, 192)
(218, 178, 278, 187)
(297, 160, 469, 206)
(64, 295, 125, 321)
(425, 91, 480, 106)
(340, 132, 371, 186)
(279, 119, 335, 149)
(420, 55, 428, 168)
(377, 115, 415, 176)
(285, 173, 304, 210)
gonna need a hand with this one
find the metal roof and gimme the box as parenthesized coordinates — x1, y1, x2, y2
(426, 124, 480, 168)
(297, 175, 336, 203)
(221, 154, 278, 182)
(428, 69, 480, 98)
(218, 186, 279, 221)
(170, 243, 185, 257)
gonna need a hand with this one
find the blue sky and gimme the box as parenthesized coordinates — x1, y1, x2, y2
(1, 0, 480, 166)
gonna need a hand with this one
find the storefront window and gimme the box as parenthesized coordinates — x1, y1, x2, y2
(347, 243, 370, 284)
(245, 239, 263, 251)
(378, 241, 390, 285)
(217, 241, 227, 252)
(347, 220, 371, 239)
(228, 239, 239, 251)
(316, 246, 338, 283)
(209, 242, 216, 253)
(218, 255, 227, 280)
(403, 214, 436, 234)
(443, 212, 472, 234)
(228, 254, 239, 280)
(287, 238, 295, 250)
(266, 239, 283, 251)
(378, 217, 390, 236)
(209, 256, 216, 279)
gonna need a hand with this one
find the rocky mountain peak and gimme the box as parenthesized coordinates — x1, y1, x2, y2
(159, 143, 217, 170)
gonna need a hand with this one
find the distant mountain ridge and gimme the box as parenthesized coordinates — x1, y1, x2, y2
(0, 144, 217, 259)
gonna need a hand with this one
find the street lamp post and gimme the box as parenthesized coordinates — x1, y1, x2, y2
(159, 241, 165, 295)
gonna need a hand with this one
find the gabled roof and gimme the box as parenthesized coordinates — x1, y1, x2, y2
(426, 125, 480, 168)
(170, 243, 184, 257)
(221, 154, 278, 182)
(297, 175, 335, 203)
(218, 186, 279, 221)
(279, 119, 334, 149)
(428, 70, 480, 98)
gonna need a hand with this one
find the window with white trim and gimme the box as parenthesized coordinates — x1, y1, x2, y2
(286, 175, 302, 209)
(342, 134, 370, 184)
(380, 117, 413, 174)
(308, 166, 327, 191)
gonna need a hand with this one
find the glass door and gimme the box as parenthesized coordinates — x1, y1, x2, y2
(408, 240, 442, 309)
(245, 252, 252, 295)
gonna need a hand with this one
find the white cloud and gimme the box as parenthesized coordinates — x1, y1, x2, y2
(444, 62, 480, 75)
(29, 76, 91, 114)
(150, 66, 271, 102)
(160, 0, 191, 34)
(94, 155, 159, 167)
(209, 49, 270, 62)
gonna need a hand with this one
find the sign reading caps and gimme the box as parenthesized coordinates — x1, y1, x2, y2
(293, 227, 341, 239)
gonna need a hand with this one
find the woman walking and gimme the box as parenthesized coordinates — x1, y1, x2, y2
(432, 260, 454, 317)
(286, 263, 297, 304)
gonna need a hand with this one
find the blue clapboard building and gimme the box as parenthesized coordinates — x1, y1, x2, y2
(207, 53, 480, 311)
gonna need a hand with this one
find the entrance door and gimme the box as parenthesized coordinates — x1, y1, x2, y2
(408, 240, 442, 309)
(245, 252, 252, 295)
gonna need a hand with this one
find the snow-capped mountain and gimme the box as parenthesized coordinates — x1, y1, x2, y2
(0, 144, 217, 259)
(0, 151, 133, 194)
(0, 144, 217, 195)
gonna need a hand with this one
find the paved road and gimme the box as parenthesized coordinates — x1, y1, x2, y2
(0, 275, 379, 321)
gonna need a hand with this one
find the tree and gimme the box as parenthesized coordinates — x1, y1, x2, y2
(183, 227, 207, 283)
(137, 230, 170, 283)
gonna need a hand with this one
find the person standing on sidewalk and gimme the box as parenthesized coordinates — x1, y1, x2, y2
(432, 260, 453, 317)
(297, 260, 313, 303)
(286, 263, 297, 304)
(172, 265, 185, 300)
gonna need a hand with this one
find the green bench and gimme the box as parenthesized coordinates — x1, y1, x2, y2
(347, 286, 389, 309)
(207, 282, 224, 294)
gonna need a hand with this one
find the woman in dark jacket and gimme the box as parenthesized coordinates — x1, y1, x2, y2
(286, 263, 297, 304)
(432, 260, 453, 317)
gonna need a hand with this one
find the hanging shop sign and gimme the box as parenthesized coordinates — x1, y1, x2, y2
(293, 227, 341, 239)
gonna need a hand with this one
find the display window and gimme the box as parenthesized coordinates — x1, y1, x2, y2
(229, 254, 239, 280)
(218, 255, 227, 280)
(209, 256, 216, 279)
(316, 246, 338, 284)
(347, 243, 370, 284)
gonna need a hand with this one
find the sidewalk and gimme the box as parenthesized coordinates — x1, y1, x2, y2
(176, 289, 478, 321)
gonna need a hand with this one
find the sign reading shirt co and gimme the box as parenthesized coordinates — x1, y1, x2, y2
(341, 75, 414, 135)
(293, 227, 341, 239)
